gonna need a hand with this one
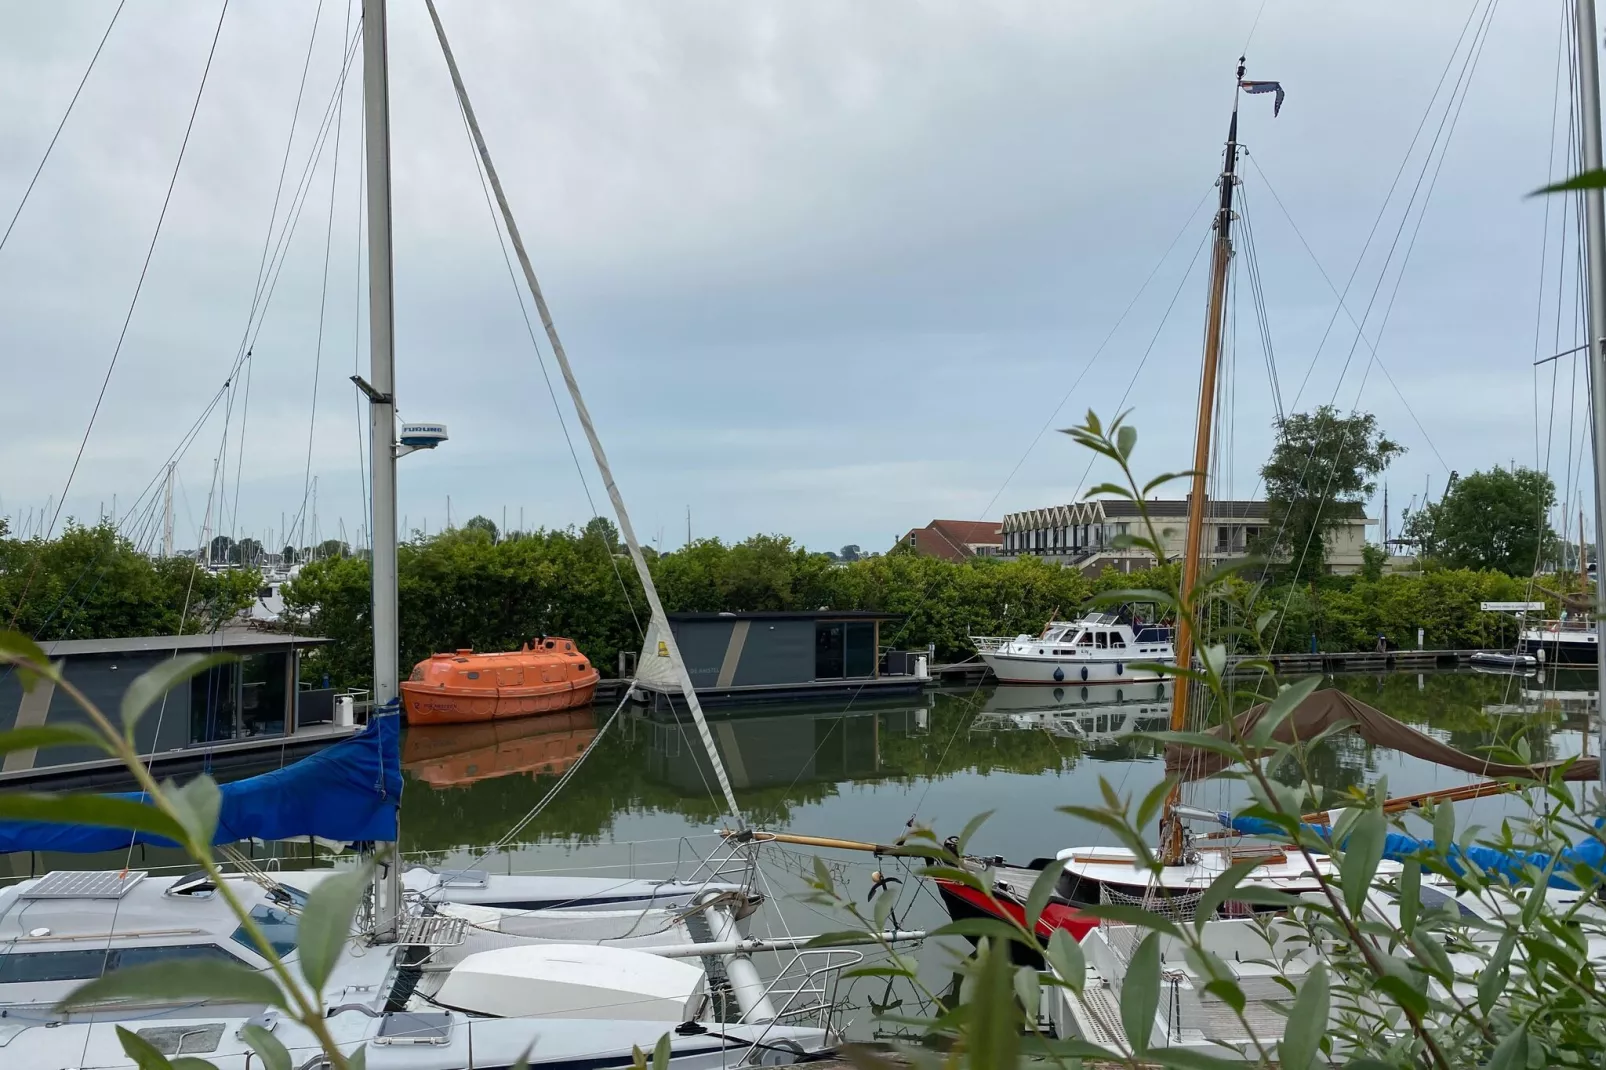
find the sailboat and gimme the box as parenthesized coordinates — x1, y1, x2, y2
(0, 2, 921, 1063)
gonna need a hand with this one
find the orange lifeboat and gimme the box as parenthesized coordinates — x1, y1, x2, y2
(400, 637, 601, 726)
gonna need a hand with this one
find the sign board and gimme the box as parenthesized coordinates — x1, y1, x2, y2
(1480, 601, 1545, 612)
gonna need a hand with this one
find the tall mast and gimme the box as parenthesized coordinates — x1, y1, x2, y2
(1159, 62, 1245, 866)
(161, 462, 175, 559)
(361, 0, 403, 941)
(1576, 0, 1606, 794)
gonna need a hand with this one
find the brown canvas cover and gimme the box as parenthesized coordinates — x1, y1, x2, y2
(1164, 688, 1599, 782)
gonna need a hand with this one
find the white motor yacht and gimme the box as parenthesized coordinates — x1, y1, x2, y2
(970, 613, 1176, 685)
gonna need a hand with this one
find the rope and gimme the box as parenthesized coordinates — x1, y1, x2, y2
(11, 0, 232, 629)
(425, 0, 743, 827)
(0, 0, 126, 256)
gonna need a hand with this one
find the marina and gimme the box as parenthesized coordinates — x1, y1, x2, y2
(4, 0, 1606, 1063)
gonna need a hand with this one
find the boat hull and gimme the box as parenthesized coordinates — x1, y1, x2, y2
(402, 637, 601, 726)
(1517, 633, 1598, 665)
(979, 652, 1170, 685)
(933, 877, 1096, 963)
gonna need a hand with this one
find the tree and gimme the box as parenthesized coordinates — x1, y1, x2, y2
(463, 515, 499, 542)
(838, 544, 863, 562)
(232, 537, 263, 565)
(314, 539, 349, 560)
(582, 516, 619, 550)
(281, 544, 297, 565)
(1404, 466, 1555, 575)
(208, 534, 234, 564)
(1256, 406, 1403, 581)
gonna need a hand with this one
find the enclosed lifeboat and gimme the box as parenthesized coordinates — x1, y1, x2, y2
(400, 637, 601, 726)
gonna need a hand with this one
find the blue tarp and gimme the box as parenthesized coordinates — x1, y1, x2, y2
(0, 712, 402, 854)
(1226, 813, 1606, 890)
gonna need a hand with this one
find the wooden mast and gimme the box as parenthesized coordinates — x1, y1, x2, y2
(1159, 63, 1245, 866)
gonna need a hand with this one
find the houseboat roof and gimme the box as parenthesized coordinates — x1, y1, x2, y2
(39, 629, 332, 657)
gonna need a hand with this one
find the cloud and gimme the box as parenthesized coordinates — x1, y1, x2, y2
(0, 0, 1571, 557)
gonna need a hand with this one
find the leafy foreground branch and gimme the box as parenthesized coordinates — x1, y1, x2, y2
(805, 413, 1606, 1070)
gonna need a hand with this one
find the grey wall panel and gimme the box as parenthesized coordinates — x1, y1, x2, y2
(37, 653, 186, 768)
(731, 620, 815, 686)
(671, 621, 735, 687)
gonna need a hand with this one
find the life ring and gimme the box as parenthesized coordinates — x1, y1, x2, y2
(1080, 666, 1089, 682)
(1053, 666, 1065, 682)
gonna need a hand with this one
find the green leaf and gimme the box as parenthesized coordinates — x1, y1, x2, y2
(632, 1045, 649, 1070)
(1024, 859, 1068, 931)
(1146, 1050, 1249, 1070)
(1073, 902, 1182, 939)
(931, 917, 1031, 944)
(1478, 932, 1514, 1015)
(1277, 964, 1328, 1070)
(1409, 931, 1455, 985)
(956, 809, 995, 855)
(1484, 1024, 1528, 1070)
(1136, 777, 1176, 831)
(1398, 858, 1420, 938)
(297, 861, 372, 989)
(1120, 932, 1161, 1054)
(652, 1031, 671, 1070)
(1013, 964, 1042, 1018)
(969, 938, 1022, 1070)
(1432, 800, 1455, 851)
(0, 792, 188, 845)
(59, 957, 284, 1011)
(1116, 424, 1137, 461)
(810, 855, 835, 895)
(166, 775, 221, 847)
(121, 653, 233, 736)
(805, 930, 882, 948)
(0, 724, 108, 757)
(1531, 168, 1606, 195)
(1340, 808, 1386, 919)
(0, 630, 52, 691)
(117, 1026, 176, 1070)
(1193, 859, 1259, 930)
(349, 1044, 367, 1070)
(1201, 978, 1245, 1012)
(241, 1023, 291, 1070)
(1044, 927, 1086, 994)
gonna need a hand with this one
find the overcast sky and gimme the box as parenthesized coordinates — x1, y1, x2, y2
(0, 0, 1590, 556)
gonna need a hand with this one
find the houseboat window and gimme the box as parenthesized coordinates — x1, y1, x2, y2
(0, 944, 244, 984)
(1095, 632, 1109, 649)
(1075, 632, 1092, 646)
(815, 623, 844, 678)
(1109, 633, 1127, 649)
(240, 651, 288, 738)
(190, 661, 240, 745)
(845, 622, 876, 677)
(231, 903, 299, 958)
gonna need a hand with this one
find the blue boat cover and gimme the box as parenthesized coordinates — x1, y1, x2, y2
(0, 711, 402, 854)
(1226, 812, 1606, 890)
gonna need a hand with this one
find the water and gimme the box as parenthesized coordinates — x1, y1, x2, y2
(3, 668, 1595, 1038)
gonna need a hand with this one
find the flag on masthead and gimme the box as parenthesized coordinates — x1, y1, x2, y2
(1239, 79, 1285, 116)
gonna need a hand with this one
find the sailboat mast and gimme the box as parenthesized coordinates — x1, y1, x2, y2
(361, 0, 403, 942)
(1160, 65, 1243, 865)
(1575, 0, 1606, 795)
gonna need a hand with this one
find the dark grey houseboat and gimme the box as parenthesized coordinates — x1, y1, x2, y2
(0, 629, 354, 788)
(632, 610, 928, 708)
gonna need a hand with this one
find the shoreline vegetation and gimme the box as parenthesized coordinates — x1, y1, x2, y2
(0, 518, 1578, 692)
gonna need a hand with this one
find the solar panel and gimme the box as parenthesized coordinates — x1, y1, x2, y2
(18, 870, 148, 900)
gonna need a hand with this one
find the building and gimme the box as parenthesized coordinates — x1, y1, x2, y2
(633, 610, 927, 708)
(898, 520, 1004, 562)
(0, 630, 352, 787)
(1000, 498, 1373, 576)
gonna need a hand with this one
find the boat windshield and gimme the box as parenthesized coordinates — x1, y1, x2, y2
(1043, 627, 1069, 642)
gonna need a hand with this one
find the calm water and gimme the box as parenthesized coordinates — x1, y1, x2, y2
(5, 669, 1596, 1037)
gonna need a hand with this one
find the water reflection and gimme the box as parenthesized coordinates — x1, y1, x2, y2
(402, 710, 596, 788)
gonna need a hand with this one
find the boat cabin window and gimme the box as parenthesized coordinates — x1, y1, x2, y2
(0, 943, 245, 984)
(1043, 627, 1069, 643)
(1109, 632, 1127, 649)
(1075, 632, 1092, 646)
(1095, 632, 1108, 649)
(231, 903, 299, 958)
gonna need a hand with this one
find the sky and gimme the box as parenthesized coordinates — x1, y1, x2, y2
(0, 0, 1593, 558)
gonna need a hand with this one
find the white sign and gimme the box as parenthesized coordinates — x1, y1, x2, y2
(1480, 601, 1545, 612)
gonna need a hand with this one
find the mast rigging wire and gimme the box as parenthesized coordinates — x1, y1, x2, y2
(0, 0, 127, 258)
(10, 0, 232, 629)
